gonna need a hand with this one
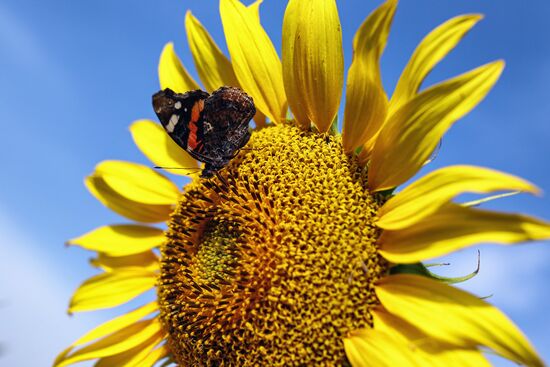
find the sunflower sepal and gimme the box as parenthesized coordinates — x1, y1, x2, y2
(389, 256, 480, 284)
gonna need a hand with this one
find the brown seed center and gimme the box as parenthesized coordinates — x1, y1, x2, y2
(159, 123, 388, 366)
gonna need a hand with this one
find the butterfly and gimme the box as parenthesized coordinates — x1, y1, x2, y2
(152, 86, 256, 178)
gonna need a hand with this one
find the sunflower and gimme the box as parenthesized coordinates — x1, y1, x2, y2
(55, 0, 550, 366)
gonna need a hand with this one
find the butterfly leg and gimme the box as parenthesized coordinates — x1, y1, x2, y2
(215, 170, 230, 188)
(200, 163, 217, 178)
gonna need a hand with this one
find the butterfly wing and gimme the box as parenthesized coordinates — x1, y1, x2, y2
(201, 86, 255, 160)
(152, 86, 255, 176)
(152, 88, 215, 164)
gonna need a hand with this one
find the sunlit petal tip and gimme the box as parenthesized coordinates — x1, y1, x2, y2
(282, 0, 344, 133)
(247, 0, 263, 21)
(185, 10, 239, 92)
(220, 0, 287, 124)
(494, 58, 506, 72)
(470, 13, 484, 21)
(369, 60, 505, 192)
(158, 42, 200, 92)
(184, 9, 193, 29)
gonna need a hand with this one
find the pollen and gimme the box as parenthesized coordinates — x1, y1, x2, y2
(159, 123, 389, 366)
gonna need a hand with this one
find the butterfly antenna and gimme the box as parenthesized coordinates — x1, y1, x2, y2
(154, 166, 201, 172)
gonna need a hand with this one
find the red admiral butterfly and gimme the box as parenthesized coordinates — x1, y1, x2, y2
(152, 86, 256, 178)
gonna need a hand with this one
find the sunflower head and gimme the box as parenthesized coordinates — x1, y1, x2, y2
(160, 123, 388, 365)
(56, 1, 549, 367)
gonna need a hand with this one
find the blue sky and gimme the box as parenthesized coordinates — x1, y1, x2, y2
(0, 0, 549, 365)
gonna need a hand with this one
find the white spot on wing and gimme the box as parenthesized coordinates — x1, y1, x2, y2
(166, 114, 179, 132)
(174, 101, 182, 109)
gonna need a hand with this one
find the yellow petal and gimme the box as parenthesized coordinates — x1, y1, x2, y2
(281, 0, 310, 128)
(247, 0, 263, 21)
(372, 308, 492, 367)
(69, 268, 157, 313)
(282, 0, 344, 132)
(220, 0, 287, 123)
(342, 0, 396, 153)
(54, 304, 158, 367)
(130, 119, 199, 176)
(94, 160, 180, 205)
(185, 11, 239, 93)
(75, 302, 158, 346)
(94, 331, 164, 367)
(389, 14, 483, 116)
(138, 345, 169, 367)
(378, 165, 539, 230)
(68, 225, 164, 256)
(91, 251, 159, 272)
(53, 318, 162, 367)
(426, 349, 491, 366)
(85, 175, 172, 223)
(376, 274, 544, 367)
(345, 325, 490, 367)
(379, 203, 550, 263)
(344, 329, 419, 367)
(184, 9, 266, 129)
(158, 42, 200, 92)
(369, 61, 504, 191)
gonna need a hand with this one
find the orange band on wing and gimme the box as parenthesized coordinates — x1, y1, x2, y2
(187, 100, 204, 150)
